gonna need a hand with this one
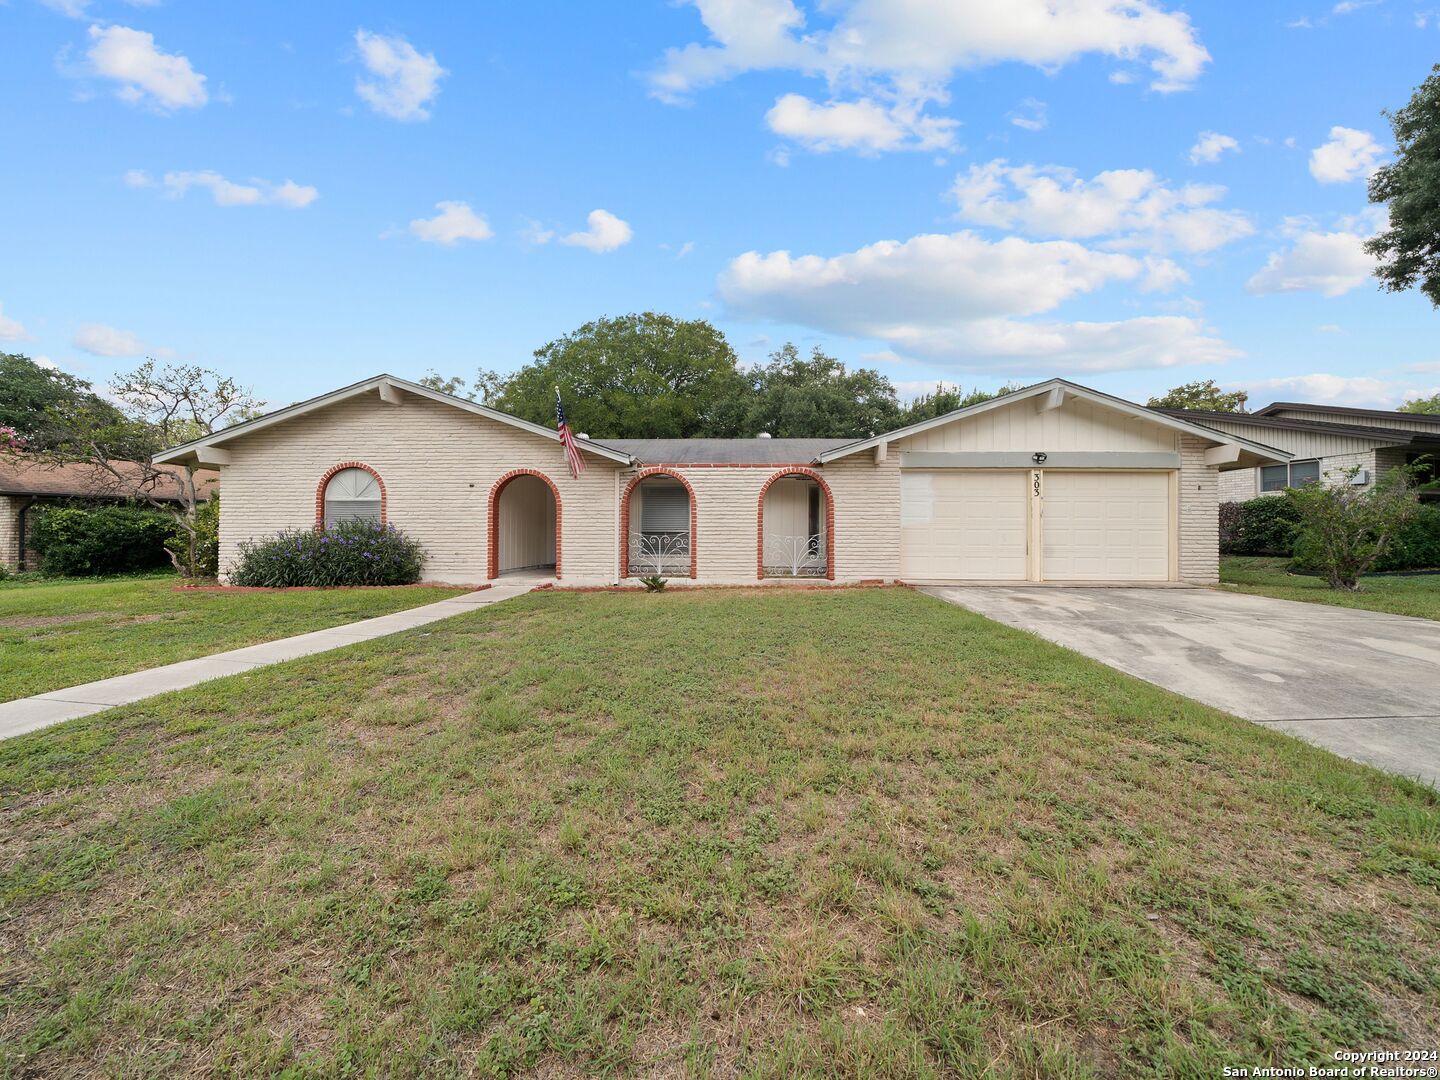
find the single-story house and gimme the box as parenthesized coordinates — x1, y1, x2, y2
(152, 375, 1289, 587)
(0, 458, 218, 571)
(1155, 402, 1440, 502)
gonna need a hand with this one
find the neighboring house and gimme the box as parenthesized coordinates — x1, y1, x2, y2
(0, 458, 218, 571)
(153, 375, 1287, 587)
(1155, 402, 1440, 502)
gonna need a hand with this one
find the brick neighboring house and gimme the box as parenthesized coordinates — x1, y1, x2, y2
(154, 375, 1288, 587)
(1154, 403, 1440, 502)
(0, 458, 218, 571)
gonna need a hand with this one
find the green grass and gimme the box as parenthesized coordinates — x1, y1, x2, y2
(0, 573, 469, 701)
(1, 588, 1437, 1077)
(1220, 556, 1440, 621)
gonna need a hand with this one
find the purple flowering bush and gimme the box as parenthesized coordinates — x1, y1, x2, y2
(229, 520, 426, 587)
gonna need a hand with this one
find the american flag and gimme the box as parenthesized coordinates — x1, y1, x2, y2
(555, 387, 585, 479)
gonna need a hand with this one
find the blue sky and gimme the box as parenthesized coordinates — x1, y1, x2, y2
(2, 0, 1438, 412)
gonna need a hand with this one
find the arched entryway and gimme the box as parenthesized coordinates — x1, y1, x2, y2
(620, 470, 697, 578)
(757, 468, 834, 580)
(487, 470, 561, 579)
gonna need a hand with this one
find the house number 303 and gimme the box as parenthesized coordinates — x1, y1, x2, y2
(1033, 474, 1041, 496)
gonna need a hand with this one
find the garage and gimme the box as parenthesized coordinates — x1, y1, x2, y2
(899, 469, 1173, 582)
(900, 470, 1028, 580)
(1040, 471, 1171, 581)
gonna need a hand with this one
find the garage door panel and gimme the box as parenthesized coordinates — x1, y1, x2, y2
(1042, 472, 1170, 581)
(901, 471, 1027, 580)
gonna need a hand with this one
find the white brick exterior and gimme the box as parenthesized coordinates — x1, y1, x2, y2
(1, 495, 23, 570)
(209, 383, 1236, 587)
(217, 392, 626, 584)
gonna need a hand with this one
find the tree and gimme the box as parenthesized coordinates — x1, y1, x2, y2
(46, 361, 260, 577)
(898, 382, 1024, 425)
(1286, 464, 1421, 590)
(416, 368, 504, 405)
(1367, 64, 1440, 306)
(490, 313, 750, 438)
(1398, 392, 1440, 414)
(742, 344, 902, 438)
(0, 352, 125, 448)
(1147, 379, 1248, 413)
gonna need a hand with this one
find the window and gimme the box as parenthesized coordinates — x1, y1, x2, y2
(1289, 459, 1320, 487)
(323, 468, 382, 526)
(1261, 460, 1319, 492)
(641, 482, 689, 535)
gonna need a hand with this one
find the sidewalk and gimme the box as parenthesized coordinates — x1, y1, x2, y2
(0, 583, 535, 742)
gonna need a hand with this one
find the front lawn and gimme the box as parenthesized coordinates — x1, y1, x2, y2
(1220, 556, 1440, 621)
(2, 588, 1437, 1076)
(0, 573, 469, 701)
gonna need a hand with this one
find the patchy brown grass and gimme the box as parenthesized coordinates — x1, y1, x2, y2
(1, 587, 1437, 1077)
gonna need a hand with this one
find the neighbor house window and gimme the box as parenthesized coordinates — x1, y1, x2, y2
(1261, 459, 1320, 492)
(323, 468, 382, 526)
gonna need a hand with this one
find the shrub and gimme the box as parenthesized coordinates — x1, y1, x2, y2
(229, 521, 426, 587)
(29, 505, 176, 576)
(1372, 504, 1440, 571)
(1221, 497, 1303, 556)
(1286, 465, 1420, 590)
(176, 495, 221, 579)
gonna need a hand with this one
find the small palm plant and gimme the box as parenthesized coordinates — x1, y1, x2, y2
(639, 575, 667, 593)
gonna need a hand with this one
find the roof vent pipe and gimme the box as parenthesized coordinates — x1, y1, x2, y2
(577, 433, 590, 439)
(757, 432, 772, 439)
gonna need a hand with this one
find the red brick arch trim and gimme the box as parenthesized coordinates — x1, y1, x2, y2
(757, 467, 835, 581)
(315, 461, 387, 529)
(487, 469, 563, 580)
(619, 468, 699, 579)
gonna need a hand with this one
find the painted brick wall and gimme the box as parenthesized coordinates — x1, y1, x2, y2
(1217, 468, 1256, 503)
(615, 453, 903, 582)
(1178, 434, 1219, 584)
(216, 391, 624, 583)
(0, 495, 22, 570)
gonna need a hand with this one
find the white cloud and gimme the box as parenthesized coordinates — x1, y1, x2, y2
(73, 322, 147, 357)
(126, 169, 318, 208)
(84, 24, 207, 111)
(560, 209, 633, 253)
(0, 304, 28, 341)
(765, 93, 957, 153)
(650, 0, 1208, 155)
(1238, 374, 1438, 410)
(1309, 126, 1383, 183)
(42, 0, 93, 17)
(1333, 0, 1381, 13)
(1189, 131, 1238, 165)
(1010, 98, 1047, 132)
(717, 230, 1235, 371)
(949, 159, 1253, 254)
(406, 201, 493, 246)
(354, 30, 446, 122)
(1318, 323, 1343, 333)
(1247, 225, 1378, 297)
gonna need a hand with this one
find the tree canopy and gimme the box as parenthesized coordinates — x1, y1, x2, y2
(1366, 64, 1440, 305)
(1398, 392, 1440, 414)
(422, 313, 1032, 439)
(0, 352, 125, 449)
(480, 313, 750, 439)
(1146, 379, 1249, 413)
(740, 344, 903, 439)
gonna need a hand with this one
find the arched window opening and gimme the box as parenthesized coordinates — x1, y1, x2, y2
(323, 467, 382, 527)
(625, 474, 694, 577)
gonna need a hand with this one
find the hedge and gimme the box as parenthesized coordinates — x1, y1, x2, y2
(228, 521, 426, 587)
(1222, 497, 1440, 571)
(29, 505, 177, 576)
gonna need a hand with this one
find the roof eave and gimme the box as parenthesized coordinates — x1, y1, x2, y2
(153, 374, 636, 467)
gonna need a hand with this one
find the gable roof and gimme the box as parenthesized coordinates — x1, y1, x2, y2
(153, 374, 636, 467)
(606, 438, 850, 465)
(816, 379, 1291, 465)
(1255, 401, 1440, 426)
(1153, 407, 1440, 445)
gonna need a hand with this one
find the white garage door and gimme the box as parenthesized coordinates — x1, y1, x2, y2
(900, 470, 1028, 580)
(1041, 471, 1170, 581)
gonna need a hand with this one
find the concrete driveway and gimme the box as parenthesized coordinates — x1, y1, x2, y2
(922, 585, 1440, 786)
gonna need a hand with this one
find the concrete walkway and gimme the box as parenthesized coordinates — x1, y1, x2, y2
(924, 586, 1440, 786)
(0, 583, 535, 742)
